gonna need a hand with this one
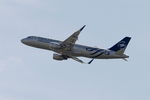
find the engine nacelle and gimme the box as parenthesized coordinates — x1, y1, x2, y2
(53, 54, 68, 60)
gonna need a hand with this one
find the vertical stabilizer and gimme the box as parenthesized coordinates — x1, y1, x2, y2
(109, 37, 131, 55)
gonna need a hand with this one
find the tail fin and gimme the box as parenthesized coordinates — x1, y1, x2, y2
(109, 37, 131, 55)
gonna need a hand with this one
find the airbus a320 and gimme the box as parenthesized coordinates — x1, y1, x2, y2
(21, 25, 131, 64)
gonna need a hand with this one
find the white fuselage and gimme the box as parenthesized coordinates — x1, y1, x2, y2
(21, 36, 128, 59)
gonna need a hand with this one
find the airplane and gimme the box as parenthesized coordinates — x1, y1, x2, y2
(21, 25, 131, 64)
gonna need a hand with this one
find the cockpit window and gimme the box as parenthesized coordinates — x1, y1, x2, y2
(27, 36, 37, 40)
(27, 36, 33, 39)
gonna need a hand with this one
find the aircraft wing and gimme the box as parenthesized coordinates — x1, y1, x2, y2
(60, 25, 86, 51)
(71, 56, 94, 64)
(71, 57, 85, 64)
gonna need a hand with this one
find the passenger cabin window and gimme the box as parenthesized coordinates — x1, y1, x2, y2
(38, 37, 50, 43)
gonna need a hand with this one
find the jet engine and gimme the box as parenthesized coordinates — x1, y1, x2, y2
(53, 54, 68, 60)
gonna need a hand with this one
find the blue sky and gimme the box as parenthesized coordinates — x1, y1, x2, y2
(0, 0, 149, 100)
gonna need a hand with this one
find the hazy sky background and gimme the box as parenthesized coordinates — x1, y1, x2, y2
(0, 0, 149, 100)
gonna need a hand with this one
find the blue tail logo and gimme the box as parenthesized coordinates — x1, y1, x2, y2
(109, 37, 131, 52)
(117, 41, 126, 48)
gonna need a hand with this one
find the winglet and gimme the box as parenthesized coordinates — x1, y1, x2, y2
(79, 25, 86, 32)
(88, 58, 94, 64)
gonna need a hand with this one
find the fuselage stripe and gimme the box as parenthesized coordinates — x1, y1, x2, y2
(93, 52, 104, 58)
(91, 49, 103, 55)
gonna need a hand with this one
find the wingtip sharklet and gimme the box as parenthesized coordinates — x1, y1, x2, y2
(79, 25, 86, 31)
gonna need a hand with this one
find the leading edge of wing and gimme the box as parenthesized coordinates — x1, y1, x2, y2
(60, 25, 86, 51)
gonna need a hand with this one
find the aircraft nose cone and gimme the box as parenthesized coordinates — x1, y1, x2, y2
(21, 39, 26, 44)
